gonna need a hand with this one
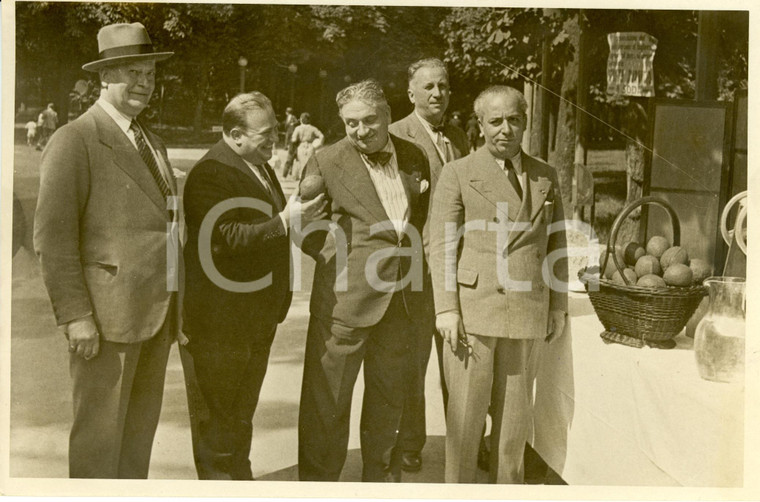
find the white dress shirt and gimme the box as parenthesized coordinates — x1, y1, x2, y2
(359, 140, 409, 238)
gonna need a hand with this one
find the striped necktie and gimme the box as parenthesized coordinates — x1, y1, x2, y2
(130, 120, 172, 201)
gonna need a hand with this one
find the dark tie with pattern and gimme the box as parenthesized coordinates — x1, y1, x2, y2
(504, 158, 523, 200)
(432, 124, 453, 163)
(256, 164, 283, 211)
(129, 120, 172, 201)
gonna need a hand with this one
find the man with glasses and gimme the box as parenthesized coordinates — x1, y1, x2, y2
(182, 92, 326, 479)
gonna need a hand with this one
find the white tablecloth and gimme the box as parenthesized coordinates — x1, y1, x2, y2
(532, 293, 744, 487)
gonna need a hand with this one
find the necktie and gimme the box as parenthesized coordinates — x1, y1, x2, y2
(432, 124, 452, 163)
(256, 164, 283, 211)
(504, 158, 523, 200)
(365, 150, 393, 167)
(130, 120, 172, 201)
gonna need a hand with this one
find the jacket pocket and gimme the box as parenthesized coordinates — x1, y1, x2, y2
(457, 268, 478, 288)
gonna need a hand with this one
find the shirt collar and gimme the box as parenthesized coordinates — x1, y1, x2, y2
(97, 97, 136, 135)
(495, 150, 523, 174)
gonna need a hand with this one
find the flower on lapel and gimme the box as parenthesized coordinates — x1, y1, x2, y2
(420, 179, 430, 194)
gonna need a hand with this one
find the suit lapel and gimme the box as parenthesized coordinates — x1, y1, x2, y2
(406, 114, 444, 182)
(335, 139, 394, 229)
(92, 104, 166, 213)
(144, 126, 178, 196)
(523, 153, 553, 222)
(467, 147, 521, 223)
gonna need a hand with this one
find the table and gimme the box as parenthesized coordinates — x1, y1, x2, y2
(532, 293, 744, 487)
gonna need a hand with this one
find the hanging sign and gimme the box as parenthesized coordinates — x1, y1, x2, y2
(606, 32, 658, 97)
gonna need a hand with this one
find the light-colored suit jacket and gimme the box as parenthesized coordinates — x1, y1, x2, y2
(34, 103, 180, 343)
(430, 147, 568, 339)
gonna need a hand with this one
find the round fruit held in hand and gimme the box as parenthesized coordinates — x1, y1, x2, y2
(300, 175, 326, 201)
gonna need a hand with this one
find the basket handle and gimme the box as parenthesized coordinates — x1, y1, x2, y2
(602, 196, 681, 286)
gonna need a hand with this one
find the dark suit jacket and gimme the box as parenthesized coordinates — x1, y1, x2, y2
(300, 135, 431, 328)
(182, 140, 291, 343)
(430, 147, 568, 339)
(34, 103, 180, 343)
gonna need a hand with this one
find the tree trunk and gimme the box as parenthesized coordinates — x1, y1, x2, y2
(618, 98, 648, 244)
(193, 62, 211, 134)
(552, 13, 581, 216)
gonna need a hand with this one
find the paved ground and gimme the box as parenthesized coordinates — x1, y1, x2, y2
(9, 144, 455, 482)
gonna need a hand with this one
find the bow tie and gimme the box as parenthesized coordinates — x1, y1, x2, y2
(365, 150, 393, 166)
(431, 124, 445, 133)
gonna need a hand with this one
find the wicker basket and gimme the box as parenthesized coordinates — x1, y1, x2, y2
(578, 196, 708, 349)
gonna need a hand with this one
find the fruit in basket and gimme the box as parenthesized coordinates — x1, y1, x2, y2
(634, 255, 662, 277)
(612, 268, 638, 285)
(623, 242, 646, 266)
(646, 235, 671, 259)
(637, 274, 667, 288)
(660, 246, 689, 270)
(600, 251, 616, 279)
(663, 263, 693, 287)
(689, 258, 713, 285)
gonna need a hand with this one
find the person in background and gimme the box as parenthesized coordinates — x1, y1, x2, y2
(290, 112, 324, 180)
(281, 106, 300, 178)
(430, 85, 568, 484)
(388, 57, 468, 473)
(448, 111, 463, 129)
(34, 22, 179, 478)
(36, 102, 59, 150)
(466, 112, 481, 152)
(25, 119, 37, 146)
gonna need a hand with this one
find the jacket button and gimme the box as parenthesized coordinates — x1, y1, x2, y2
(496, 286, 505, 294)
(493, 217, 499, 223)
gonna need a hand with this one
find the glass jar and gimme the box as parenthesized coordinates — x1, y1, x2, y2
(693, 277, 746, 383)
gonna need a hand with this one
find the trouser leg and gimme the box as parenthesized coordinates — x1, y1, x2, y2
(179, 343, 208, 478)
(398, 329, 432, 455)
(360, 293, 415, 482)
(69, 313, 172, 479)
(443, 334, 495, 483)
(298, 317, 367, 481)
(489, 338, 537, 484)
(190, 326, 276, 480)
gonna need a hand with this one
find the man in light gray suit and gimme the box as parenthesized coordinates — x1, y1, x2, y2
(430, 85, 568, 483)
(389, 57, 468, 472)
(34, 22, 180, 478)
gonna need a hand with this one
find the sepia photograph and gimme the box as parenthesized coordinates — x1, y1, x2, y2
(1, 0, 756, 499)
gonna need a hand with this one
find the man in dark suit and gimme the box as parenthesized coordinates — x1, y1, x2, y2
(430, 85, 568, 483)
(297, 79, 431, 482)
(389, 57, 469, 472)
(182, 92, 326, 480)
(34, 22, 179, 478)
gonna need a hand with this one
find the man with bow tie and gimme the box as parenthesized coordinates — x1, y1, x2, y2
(297, 79, 431, 482)
(430, 85, 568, 484)
(182, 92, 326, 479)
(389, 57, 469, 473)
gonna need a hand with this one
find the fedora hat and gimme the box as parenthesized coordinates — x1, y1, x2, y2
(82, 22, 173, 72)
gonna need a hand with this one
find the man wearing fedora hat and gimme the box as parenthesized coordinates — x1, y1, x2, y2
(34, 22, 180, 479)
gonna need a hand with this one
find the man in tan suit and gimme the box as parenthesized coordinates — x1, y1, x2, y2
(430, 85, 568, 483)
(34, 23, 179, 478)
(388, 57, 468, 472)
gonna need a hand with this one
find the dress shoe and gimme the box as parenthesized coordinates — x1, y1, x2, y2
(401, 451, 422, 472)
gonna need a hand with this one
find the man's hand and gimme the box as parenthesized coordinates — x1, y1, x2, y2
(66, 315, 100, 360)
(436, 312, 465, 352)
(545, 310, 567, 344)
(281, 193, 328, 229)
